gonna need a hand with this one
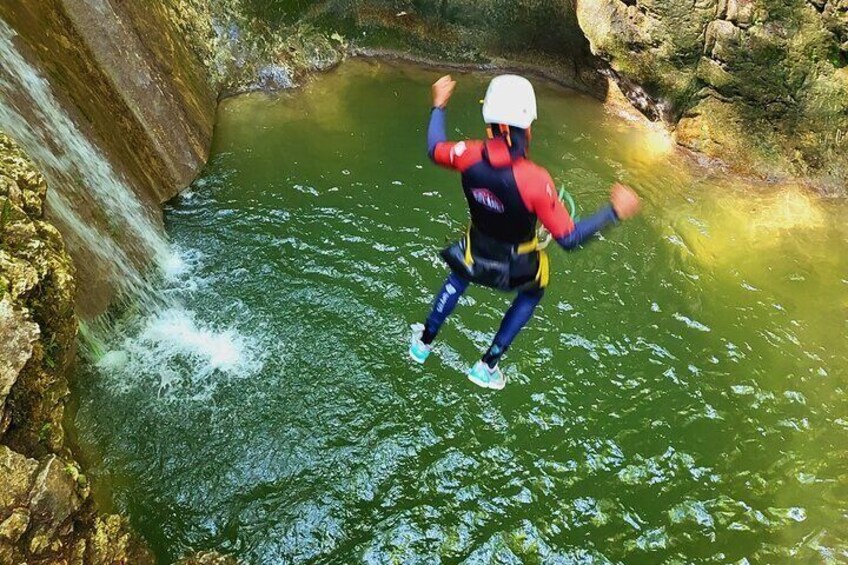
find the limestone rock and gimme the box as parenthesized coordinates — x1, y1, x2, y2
(0, 508, 31, 543)
(0, 133, 77, 455)
(0, 297, 39, 423)
(85, 514, 154, 565)
(0, 445, 38, 510)
(705, 19, 743, 61)
(27, 456, 84, 552)
(577, 0, 848, 192)
(0, 133, 137, 563)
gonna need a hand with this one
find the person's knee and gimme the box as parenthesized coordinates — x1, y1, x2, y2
(515, 288, 544, 311)
(522, 287, 545, 301)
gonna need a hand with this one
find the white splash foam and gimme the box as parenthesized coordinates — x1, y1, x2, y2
(141, 309, 244, 372)
(162, 247, 203, 281)
(99, 307, 261, 400)
(90, 244, 263, 399)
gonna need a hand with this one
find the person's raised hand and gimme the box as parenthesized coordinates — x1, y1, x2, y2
(610, 183, 642, 220)
(432, 75, 456, 109)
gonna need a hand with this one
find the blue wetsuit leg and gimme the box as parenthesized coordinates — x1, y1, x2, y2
(483, 288, 545, 367)
(423, 272, 470, 344)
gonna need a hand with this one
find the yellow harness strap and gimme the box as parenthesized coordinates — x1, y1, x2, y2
(535, 250, 550, 288)
(515, 236, 549, 288)
(516, 237, 539, 255)
(464, 227, 474, 266)
(464, 227, 550, 289)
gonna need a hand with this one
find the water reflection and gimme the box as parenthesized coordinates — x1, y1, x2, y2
(73, 60, 848, 563)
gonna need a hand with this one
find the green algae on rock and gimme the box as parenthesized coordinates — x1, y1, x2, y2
(175, 550, 239, 565)
(163, 0, 346, 94)
(576, 0, 848, 194)
(164, 0, 848, 189)
(0, 1, 217, 318)
(0, 133, 75, 456)
(0, 133, 152, 564)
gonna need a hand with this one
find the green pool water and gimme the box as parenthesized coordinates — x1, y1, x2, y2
(72, 60, 848, 564)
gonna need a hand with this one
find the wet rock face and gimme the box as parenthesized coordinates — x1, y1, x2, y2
(162, 0, 346, 95)
(0, 134, 153, 564)
(165, 0, 605, 97)
(0, 298, 39, 434)
(0, 0, 216, 204)
(352, 0, 606, 93)
(576, 0, 848, 192)
(0, 0, 217, 318)
(0, 133, 75, 456)
(0, 446, 152, 564)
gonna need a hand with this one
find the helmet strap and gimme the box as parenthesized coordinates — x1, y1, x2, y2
(499, 124, 512, 147)
(486, 124, 512, 147)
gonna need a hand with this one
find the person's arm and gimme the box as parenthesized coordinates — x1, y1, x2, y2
(427, 75, 456, 162)
(521, 166, 640, 251)
(427, 107, 447, 159)
(533, 190, 618, 252)
(555, 205, 618, 250)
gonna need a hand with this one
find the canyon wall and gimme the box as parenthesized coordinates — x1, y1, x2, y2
(0, 1, 217, 562)
(0, 133, 152, 564)
(0, 1, 846, 562)
(576, 0, 848, 193)
(0, 0, 216, 318)
(185, 0, 848, 191)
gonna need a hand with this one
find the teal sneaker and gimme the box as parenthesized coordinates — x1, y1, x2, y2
(409, 323, 432, 364)
(467, 361, 506, 390)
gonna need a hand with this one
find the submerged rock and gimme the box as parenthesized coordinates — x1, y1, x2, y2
(84, 515, 153, 565)
(176, 550, 239, 564)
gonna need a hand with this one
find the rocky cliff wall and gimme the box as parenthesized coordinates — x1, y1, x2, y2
(0, 133, 153, 564)
(171, 0, 848, 191)
(576, 0, 848, 194)
(0, 1, 223, 562)
(0, 0, 216, 205)
(295, 0, 607, 94)
(0, 0, 217, 318)
(160, 0, 605, 96)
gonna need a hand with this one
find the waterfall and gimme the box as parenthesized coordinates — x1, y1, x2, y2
(0, 18, 253, 377)
(0, 19, 168, 314)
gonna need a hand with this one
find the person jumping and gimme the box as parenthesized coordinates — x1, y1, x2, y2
(409, 74, 642, 390)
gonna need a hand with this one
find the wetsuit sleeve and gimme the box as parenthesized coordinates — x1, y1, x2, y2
(427, 107, 447, 158)
(427, 108, 483, 171)
(555, 205, 618, 251)
(515, 165, 575, 238)
(515, 162, 618, 250)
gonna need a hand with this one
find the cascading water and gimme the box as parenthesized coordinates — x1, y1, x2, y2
(0, 18, 249, 380)
(0, 19, 168, 313)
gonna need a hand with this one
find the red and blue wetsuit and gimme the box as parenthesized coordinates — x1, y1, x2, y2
(422, 107, 619, 367)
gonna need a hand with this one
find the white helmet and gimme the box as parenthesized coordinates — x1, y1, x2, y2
(482, 75, 537, 130)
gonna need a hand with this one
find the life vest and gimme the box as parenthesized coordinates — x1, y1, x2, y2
(441, 136, 550, 291)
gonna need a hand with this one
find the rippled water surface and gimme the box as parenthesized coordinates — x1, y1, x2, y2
(73, 60, 848, 563)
